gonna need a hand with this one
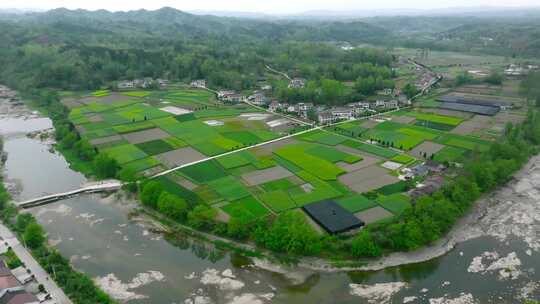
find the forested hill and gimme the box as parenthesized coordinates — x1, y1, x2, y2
(0, 7, 395, 92)
(0, 7, 390, 44)
(361, 15, 540, 58)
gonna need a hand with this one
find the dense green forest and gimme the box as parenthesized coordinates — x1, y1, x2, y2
(0, 7, 393, 98)
(1, 8, 540, 101)
(366, 16, 540, 58)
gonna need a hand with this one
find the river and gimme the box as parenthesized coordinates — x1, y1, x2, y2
(0, 105, 538, 304)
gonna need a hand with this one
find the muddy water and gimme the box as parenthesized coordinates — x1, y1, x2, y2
(1, 112, 539, 304)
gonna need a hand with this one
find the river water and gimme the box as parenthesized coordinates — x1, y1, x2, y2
(1, 110, 538, 304)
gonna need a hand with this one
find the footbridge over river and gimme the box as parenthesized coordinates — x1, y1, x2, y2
(16, 180, 123, 209)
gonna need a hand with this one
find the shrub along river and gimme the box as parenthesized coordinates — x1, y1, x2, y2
(0, 106, 538, 303)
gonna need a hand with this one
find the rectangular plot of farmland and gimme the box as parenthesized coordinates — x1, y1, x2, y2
(354, 206, 394, 225)
(209, 176, 251, 201)
(338, 165, 399, 193)
(179, 160, 227, 184)
(122, 128, 170, 144)
(409, 141, 445, 159)
(274, 145, 345, 180)
(242, 165, 294, 186)
(155, 147, 207, 169)
(101, 144, 148, 164)
(259, 190, 296, 212)
(222, 196, 271, 220)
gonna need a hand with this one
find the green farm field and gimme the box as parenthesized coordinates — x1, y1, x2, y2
(67, 88, 297, 174)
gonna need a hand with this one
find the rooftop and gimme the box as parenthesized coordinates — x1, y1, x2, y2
(0, 290, 39, 304)
(302, 200, 364, 234)
(438, 102, 500, 116)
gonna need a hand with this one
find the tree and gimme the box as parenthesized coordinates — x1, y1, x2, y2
(15, 213, 35, 233)
(252, 211, 322, 255)
(187, 205, 217, 230)
(157, 192, 188, 221)
(61, 132, 78, 149)
(117, 167, 138, 193)
(455, 71, 473, 86)
(93, 154, 119, 178)
(351, 230, 381, 257)
(485, 72, 503, 85)
(402, 83, 418, 99)
(73, 139, 96, 161)
(23, 222, 45, 249)
(227, 207, 253, 240)
(140, 181, 164, 209)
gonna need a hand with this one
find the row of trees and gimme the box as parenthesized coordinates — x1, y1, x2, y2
(137, 179, 325, 256)
(454, 71, 504, 87)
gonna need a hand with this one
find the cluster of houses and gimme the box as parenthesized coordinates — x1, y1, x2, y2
(0, 246, 52, 304)
(267, 99, 402, 124)
(189, 78, 405, 124)
(504, 64, 539, 77)
(117, 78, 168, 90)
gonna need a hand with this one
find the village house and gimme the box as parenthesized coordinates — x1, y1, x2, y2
(268, 100, 281, 112)
(190, 79, 206, 88)
(408, 175, 445, 200)
(375, 100, 399, 109)
(398, 94, 410, 105)
(260, 84, 272, 91)
(347, 102, 372, 115)
(317, 111, 334, 125)
(385, 100, 399, 109)
(247, 91, 268, 106)
(217, 90, 235, 99)
(296, 102, 314, 118)
(217, 90, 244, 104)
(117, 80, 135, 89)
(504, 64, 524, 76)
(224, 94, 244, 104)
(376, 88, 393, 96)
(286, 104, 297, 113)
(331, 107, 355, 120)
(157, 79, 169, 87)
(140, 78, 154, 89)
(288, 78, 306, 89)
(0, 263, 40, 304)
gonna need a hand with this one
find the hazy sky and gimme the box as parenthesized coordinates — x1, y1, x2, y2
(1, 0, 539, 14)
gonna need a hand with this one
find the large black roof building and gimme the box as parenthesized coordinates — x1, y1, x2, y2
(438, 102, 500, 116)
(437, 95, 509, 108)
(302, 200, 364, 234)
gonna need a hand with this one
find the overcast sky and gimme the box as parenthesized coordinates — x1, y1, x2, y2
(1, 0, 539, 14)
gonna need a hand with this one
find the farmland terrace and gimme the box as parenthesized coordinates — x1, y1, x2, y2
(57, 79, 503, 234)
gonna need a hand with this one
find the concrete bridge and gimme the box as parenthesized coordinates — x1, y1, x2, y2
(16, 180, 123, 209)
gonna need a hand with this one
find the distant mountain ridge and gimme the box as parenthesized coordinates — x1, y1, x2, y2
(0, 7, 392, 44)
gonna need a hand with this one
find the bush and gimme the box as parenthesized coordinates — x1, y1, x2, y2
(93, 153, 119, 178)
(351, 230, 381, 257)
(23, 223, 45, 249)
(157, 192, 188, 221)
(140, 181, 164, 209)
